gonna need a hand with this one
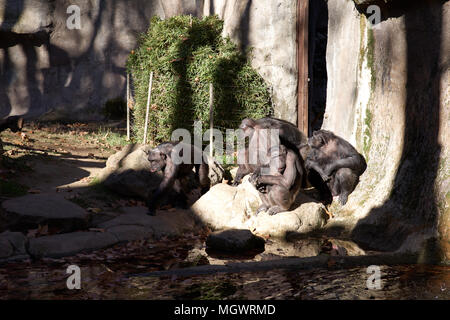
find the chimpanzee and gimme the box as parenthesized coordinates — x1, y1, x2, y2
(0, 116, 23, 133)
(249, 144, 304, 215)
(233, 117, 308, 186)
(145, 141, 210, 215)
(305, 130, 367, 205)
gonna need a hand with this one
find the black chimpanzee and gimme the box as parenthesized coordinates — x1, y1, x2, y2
(233, 117, 308, 186)
(145, 141, 210, 215)
(305, 130, 367, 205)
(249, 144, 304, 215)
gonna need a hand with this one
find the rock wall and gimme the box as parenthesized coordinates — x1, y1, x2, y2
(1, 0, 298, 122)
(323, 0, 449, 262)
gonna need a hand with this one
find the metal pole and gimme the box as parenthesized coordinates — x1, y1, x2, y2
(143, 72, 154, 145)
(209, 82, 214, 158)
(126, 73, 130, 141)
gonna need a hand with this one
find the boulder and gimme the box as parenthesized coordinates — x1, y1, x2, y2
(191, 176, 262, 230)
(98, 208, 199, 239)
(97, 143, 224, 199)
(106, 225, 154, 242)
(191, 176, 328, 238)
(98, 144, 163, 199)
(256, 239, 322, 260)
(28, 231, 118, 258)
(0, 231, 28, 260)
(206, 229, 265, 253)
(1, 194, 89, 232)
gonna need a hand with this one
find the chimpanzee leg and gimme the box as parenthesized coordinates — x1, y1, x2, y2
(308, 169, 333, 204)
(256, 191, 271, 215)
(169, 179, 188, 209)
(266, 185, 292, 216)
(197, 162, 210, 194)
(333, 168, 359, 205)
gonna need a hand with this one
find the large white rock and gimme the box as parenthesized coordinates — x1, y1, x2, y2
(191, 176, 328, 238)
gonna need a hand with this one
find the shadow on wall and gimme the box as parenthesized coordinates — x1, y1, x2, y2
(350, 0, 445, 262)
(0, 0, 159, 120)
(0, 0, 25, 118)
(308, 0, 328, 135)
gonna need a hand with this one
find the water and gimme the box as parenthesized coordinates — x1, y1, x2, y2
(0, 237, 449, 300)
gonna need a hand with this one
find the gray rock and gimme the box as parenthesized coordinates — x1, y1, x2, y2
(0, 231, 28, 254)
(256, 239, 322, 260)
(191, 176, 262, 230)
(28, 231, 118, 258)
(184, 248, 209, 266)
(329, 239, 366, 256)
(0, 238, 14, 259)
(98, 209, 198, 239)
(106, 225, 154, 242)
(0, 231, 29, 260)
(206, 229, 265, 253)
(1, 194, 89, 232)
(98, 144, 163, 199)
(191, 175, 328, 238)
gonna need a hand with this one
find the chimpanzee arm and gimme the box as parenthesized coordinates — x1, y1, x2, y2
(323, 155, 364, 176)
(233, 165, 251, 186)
(255, 150, 298, 189)
(305, 159, 330, 182)
(147, 157, 179, 214)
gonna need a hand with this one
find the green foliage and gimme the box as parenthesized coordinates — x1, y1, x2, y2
(126, 15, 272, 143)
(363, 108, 373, 157)
(102, 97, 127, 120)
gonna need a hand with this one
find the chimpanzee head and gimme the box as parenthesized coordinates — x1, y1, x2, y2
(147, 149, 166, 173)
(308, 130, 334, 148)
(239, 118, 256, 137)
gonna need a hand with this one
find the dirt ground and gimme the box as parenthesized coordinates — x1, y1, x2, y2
(0, 122, 449, 300)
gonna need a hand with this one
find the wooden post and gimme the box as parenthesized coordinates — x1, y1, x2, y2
(209, 83, 214, 158)
(297, 0, 309, 136)
(143, 72, 154, 145)
(126, 73, 130, 141)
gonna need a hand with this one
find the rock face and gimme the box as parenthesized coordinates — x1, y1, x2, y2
(192, 176, 329, 238)
(1, 0, 298, 123)
(322, 0, 450, 262)
(1, 194, 89, 232)
(98, 143, 224, 199)
(206, 229, 265, 253)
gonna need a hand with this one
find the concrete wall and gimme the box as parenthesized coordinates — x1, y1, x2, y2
(0, 0, 298, 122)
(323, 0, 449, 262)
